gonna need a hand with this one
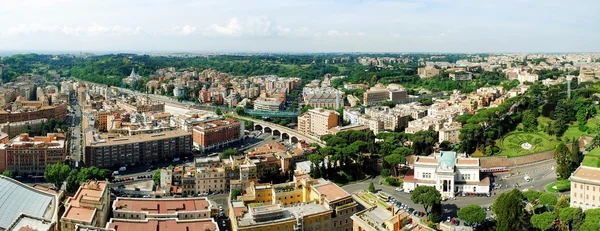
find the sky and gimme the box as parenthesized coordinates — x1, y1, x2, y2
(0, 0, 599, 53)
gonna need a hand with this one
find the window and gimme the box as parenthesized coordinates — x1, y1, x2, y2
(462, 174, 471, 180)
(588, 186, 590, 190)
(422, 172, 432, 179)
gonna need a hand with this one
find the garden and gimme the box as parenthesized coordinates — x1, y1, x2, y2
(496, 132, 559, 157)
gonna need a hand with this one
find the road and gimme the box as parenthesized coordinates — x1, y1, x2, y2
(67, 92, 83, 165)
(342, 159, 558, 218)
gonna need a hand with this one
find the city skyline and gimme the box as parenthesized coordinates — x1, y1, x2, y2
(0, 0, 599, 53)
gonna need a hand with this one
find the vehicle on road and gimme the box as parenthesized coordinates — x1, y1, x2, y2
(113, 171, 119, 175)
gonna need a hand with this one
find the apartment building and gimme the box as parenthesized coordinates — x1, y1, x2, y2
(363, 87, 389, 106)
(342, 108, 361, 125)
(439, 125, 461, 144)
(106, 218, 218, 231)
(254, 97, 283, 111)
(0, 133, 66, 174)
(365, 106, 410, 131)
(449, 71, 473, 81)
(297, 108, 339, 137)
(84, 130, 192, 168)
(518, 72, 539, 83)
(61, 181, 110, 231)
(192, 118, 243, 151)
(418, 67, 440, 78)
(0, 104, 67, 123)
(358, 115, 384, 135)
(570, 166, 600, 211)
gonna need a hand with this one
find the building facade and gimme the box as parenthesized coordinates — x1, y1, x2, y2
(297, 108, 339, 137)
(0, 133, 66, 174)
(61, 181, 110, 231)
(570, 166, 600, 211)
(84, 130, 192, 168)
(403, 151, 490, 199)
(192, 118, 243, 151)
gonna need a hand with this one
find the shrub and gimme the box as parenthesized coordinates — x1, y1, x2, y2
(556, 179, 571, 192)
(385, 177, 401, 187)
(381, 169, 391, 178)
(579, 125, 589, 132)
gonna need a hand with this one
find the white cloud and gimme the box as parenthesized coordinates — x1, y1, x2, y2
(206, 18, 243, 36)
(0, 23, 142, 37)
(171, 25, 197, 36)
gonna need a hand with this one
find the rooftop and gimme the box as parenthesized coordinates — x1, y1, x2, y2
(572, 166, 600, 181)
(0, 175, 56, 230)
(6, 214, 54, 231)
(63, 181, 107, 222)
(107, 218, 217, 231)
(86, 130, 191, 147)
(312, 180, 351, 203)
(113, 198, 210, 214)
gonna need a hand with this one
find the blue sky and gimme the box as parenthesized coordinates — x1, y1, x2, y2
(0, 0, 598, 53)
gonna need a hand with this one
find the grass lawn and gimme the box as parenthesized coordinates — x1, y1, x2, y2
(562, 118, 600, 140)
(545, 183, 559, 193)
(496, 132, 559, 157)
(582, 148, 600, 167)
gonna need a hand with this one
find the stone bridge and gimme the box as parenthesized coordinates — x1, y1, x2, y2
(230, 115, 324, 147)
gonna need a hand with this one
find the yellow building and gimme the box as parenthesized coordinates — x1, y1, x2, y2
(60, 181, 110, 231)
(231, 175, 357, 231)
(297, 108, 339, 137)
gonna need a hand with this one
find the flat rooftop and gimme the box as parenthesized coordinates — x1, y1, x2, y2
(107, 218, 217, 231)
(572, 166, 600, 180)
(86, 130, 191, 147)
(6, 214, 54, 231)
(113, 198, 210, 214)
(64, 181, 107, 222)
(285, 203, 329, 217)
(312, 180, 351, 203)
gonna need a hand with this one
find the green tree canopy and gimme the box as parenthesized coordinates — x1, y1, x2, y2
(538, 193, 558, 207)
(530, 212, 555, 231)
(231, 189, 241, 200)
(65, 169, 80, 194)
(410, 185, 441, 212)
(2, 170, 13, 178)
(523, 190, 542, 202)
(44, 162, 71, 189)
(558, 207, 583, 231)
(153, 170, 161, 186)
(493, 189, 524, 231)
(554, 143, 572, 179)
(457, 204, 486, 224)
(384, 154, 405, 176)
(220, 148, 239, 159)
(368, 182, 376, 193)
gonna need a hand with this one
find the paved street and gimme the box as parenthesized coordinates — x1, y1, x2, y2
(67, 93, 83, 165)
(342, 159, 558, 218)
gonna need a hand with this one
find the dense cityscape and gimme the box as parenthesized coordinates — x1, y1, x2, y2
(2, 0, 600, 230)
(0, 52, 599, 231)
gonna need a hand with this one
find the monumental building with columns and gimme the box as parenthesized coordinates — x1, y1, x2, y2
(403, 151, 490, 199)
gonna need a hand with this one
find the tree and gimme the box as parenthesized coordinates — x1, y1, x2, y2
(493, 189, 524, 231)
(522, 110, 538, 132)
(65, 169, 80, 193)
(77, 166, 111, 183)
(44, 162, 71, 189)
(538, 193, 558, 207)
(231, 189, 241, 200)
(380, 169, 391, 178)
(384, 154, 405, 176)
(559, 207, 583, 231)
(234, 106, 246, 116)
(410, 185, 441, 213)
(2, 170, 13, 178)
(555, 195, 570, 212)
(523, 190, 542, 202)
(554, 143, 572, 179)
(428, 202, 443, 223)
(571, 139, 581, 169)
(215, 108, 222, 115)
(220, 148, 238, 159)
(368, 182, 376, 193)
(153, 170, 161, 186)
(530, 212, 555, 231)
(439, 140, 452, 151)
(457, 204, 486, 225)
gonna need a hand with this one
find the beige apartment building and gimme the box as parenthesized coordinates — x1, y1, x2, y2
(297, 108, 339, 137)
(61, 181, 110, 231)
(570, 166, 600, 210)
(196, 167, 228, 193)
(358, 115, 384, 134)
(439, 126, 461, 144)
(418, 67, 440, 78)
(363, 87, 390, 105)
(112, 197, 213, 220)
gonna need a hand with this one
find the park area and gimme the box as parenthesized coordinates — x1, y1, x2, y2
(495, 132, 558, 157)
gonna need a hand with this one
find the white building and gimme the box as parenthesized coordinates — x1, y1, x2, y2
(343, 109, 361, 125)
(518, 72, 539, 83)
(403, 151, 490, 199)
